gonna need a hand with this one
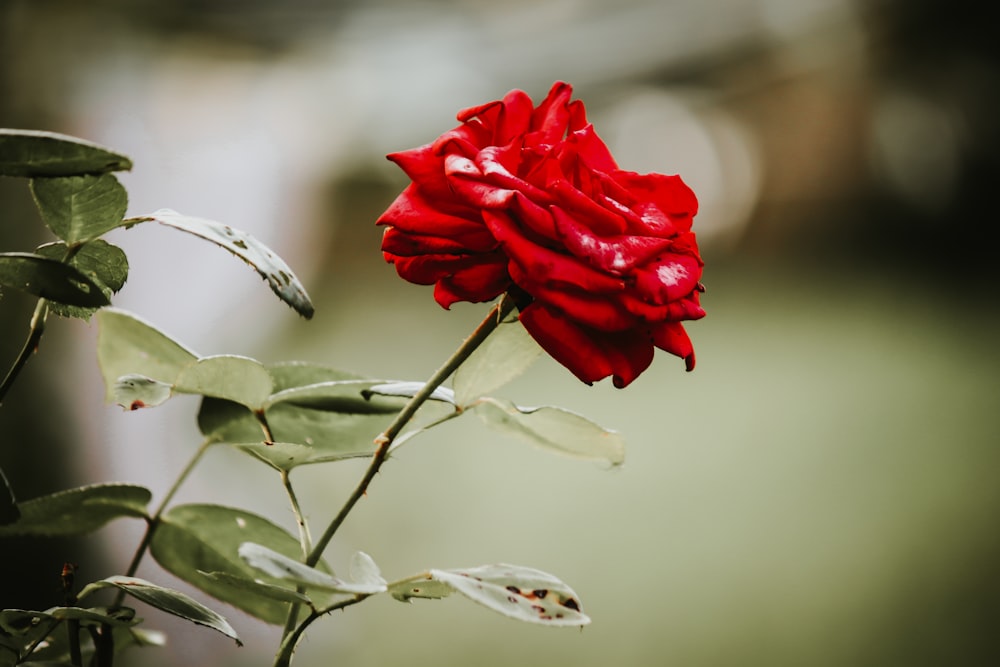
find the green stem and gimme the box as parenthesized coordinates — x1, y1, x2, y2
(273, 296, 515, 667)
(67, 619, 82, 667)
(278, 470, 311, 640)
(113, 438, 214, 607)
(0, 298, 49, 405)
(0, 245, 81, 406)
(273, 596, 369, 667)
(19, 618, 61, 661)
(282, 470, 312, 557)
(306, 295, 513, 568)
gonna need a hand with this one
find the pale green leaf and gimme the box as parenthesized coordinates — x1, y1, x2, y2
(350, 552, 388, 590)
(174, 355, 273, 410)
(0, 484, 151, 537)
(266, 361, 363, 388)
(119, 627, 168, 649)
(77, 576, 241, 645)
(388, 574, 455, 602)
(112, 374, 173, 410)
(36, 240, 128, 319)
(361, 382, 456, 405)
(150, 504, 333, 624)
(125, 209, 313, 318)
(473, 397, 625, 466)
(0, 252, 110, 306)
(239, 543, 387, 595)
(452, 319, 542, 406)
(30, 173, 127, 245)
(200, 380, 411, 471)
(96, 309, 198, 404)
(428, 564, 589, 627)
(0, 129, 132, 176)
(269, 380, 405, 413)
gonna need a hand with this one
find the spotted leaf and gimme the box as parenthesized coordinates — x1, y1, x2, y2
(123, 209, 314, 318)
(390, 564, 590, 627)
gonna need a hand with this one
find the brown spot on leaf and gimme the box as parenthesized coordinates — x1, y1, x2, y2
(561, 597, 580, 611)
(129, 400, 145, 410)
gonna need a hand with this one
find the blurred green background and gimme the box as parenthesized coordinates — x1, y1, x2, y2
(2, 0, 998, 665)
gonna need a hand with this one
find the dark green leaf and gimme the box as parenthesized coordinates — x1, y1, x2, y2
(36, 240, 128, 319)
(0, 252, 110, 306)
(0, 609, 58, 664)
(45, 606, 137, 629)
(96, 309, 198, 404)
(76, 576, 241, 645)
(30, 174, 127, 245)
(0, 129, 132, 177)
(0, 609, 54, 637)
(473, 397, 625, 466)
(149, 504, 333, 624)
(125, 209, 314, 318)
(391, 565, 590, 627)
(0, 484, 151, 537)
(197, 571, 314, 607)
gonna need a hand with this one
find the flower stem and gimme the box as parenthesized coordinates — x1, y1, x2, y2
(279, 470, 312, 639)
(0, 245, 82, 406)
(274, 296, 515, 667)
(306, 295, 513, 568)
(0, 299, 49, 405)
(113, 437, 214, 607)
(274, 595, 369, 667)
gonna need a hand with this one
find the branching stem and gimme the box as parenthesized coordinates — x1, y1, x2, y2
(113, 438, 214, 607)
(274, 296, 515, 667)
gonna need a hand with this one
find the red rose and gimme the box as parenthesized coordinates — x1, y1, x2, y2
(377, 82, 704, 388)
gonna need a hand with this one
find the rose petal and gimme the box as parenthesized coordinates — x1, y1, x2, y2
(651, 321, 695, 370)
(507, 261, 633, 332)
(444, 154, 516, 209)
(376, 184, 480, 232)
(476, 146, 553, 204)
(613, 171, 698, 233)
(568, 124, 618, 173)
(495, 89, 535, 144)
(518, 302, 614, 385)
(510, 192, 558, 240)
(434, 258, 510, 308)
(548, 171, 629, 236)
(387, 253, 486, 285)
(531, 82, 574, 143)
(551, 207, 672, 274)
(381, 225, 497, 257)
(620, 290, 706, 323)
(631, 253, 702, 304)
(483, 211, 625, 294)
(600, 329, 655, 388)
